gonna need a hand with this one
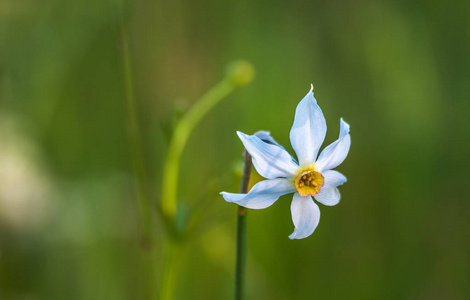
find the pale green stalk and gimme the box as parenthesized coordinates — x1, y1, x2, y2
(159, 79, 234, 300)
(158, 240, 182, 300)
(159, 61, 254, 300)
(161, 78, 235, 220)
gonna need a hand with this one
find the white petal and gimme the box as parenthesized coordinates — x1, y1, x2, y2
(253, 131, 279, 146)
(220, 178, 295, 209)
(254, 131, 298, 164)
(289, 193, 320, 239)
(315, 118, 351, 172)
(289, 86, 327, 166)
(314, 170, 347, 206)
(237, 131, 299, 179)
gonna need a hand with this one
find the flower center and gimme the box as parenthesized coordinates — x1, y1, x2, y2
(294, 170, 324, 197)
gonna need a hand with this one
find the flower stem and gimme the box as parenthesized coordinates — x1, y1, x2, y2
(235, 150, 252, 300)
(158, 61, 254, 300)
(158, 78, 236, 300)
(159, 239, 182, 300)
(161, 79, 235, 221)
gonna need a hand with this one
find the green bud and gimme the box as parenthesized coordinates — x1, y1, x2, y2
(226, 60, 255, 87)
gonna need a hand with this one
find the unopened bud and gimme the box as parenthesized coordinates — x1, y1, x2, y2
(226, 60, 255, 87)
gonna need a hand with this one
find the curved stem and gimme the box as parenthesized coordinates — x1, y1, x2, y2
(158, 78, 236, 300)
(235, 150, 252, 300)
(161, 79, 235, 221)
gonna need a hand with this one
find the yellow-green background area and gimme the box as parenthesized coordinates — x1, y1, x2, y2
(1, 0, 469, 299)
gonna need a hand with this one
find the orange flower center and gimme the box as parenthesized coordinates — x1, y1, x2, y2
(294, 170, 324, 197)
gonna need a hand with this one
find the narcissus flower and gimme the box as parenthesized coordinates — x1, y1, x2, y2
(221, 85, 351, 239)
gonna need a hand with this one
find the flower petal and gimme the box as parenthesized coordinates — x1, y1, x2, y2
(314, 170, 347, 206)
(220, 178, 295, 209)
(315, 118, 351, 172)
(254, 131, 298, 165)
(289, 193, 320, 239)
(237, 131, 299, 179)
(253, 131, 280, 147)
(289, 85, 327, 166)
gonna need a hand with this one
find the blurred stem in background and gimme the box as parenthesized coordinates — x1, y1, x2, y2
(235, 150, 252, 300)
(118, 20, 158, 299)
(160, 78, 234, 221)
(159, 61, 254, 300)
(119, 20, 152, 243)
(160, 61, 255, 222)
(159, 240, 183, 300)
(119, 8, 255, 295)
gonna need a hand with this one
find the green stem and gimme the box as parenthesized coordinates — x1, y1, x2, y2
(158, 61, 253, 300)
(159, 240, 182, 300)
(119, 22, 152, 238)
(235, 150, 252, 300)
(119, 21, 158, 300)
(161, 79, 235, 221)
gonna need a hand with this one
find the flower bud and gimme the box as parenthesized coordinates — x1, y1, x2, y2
(226, 60, 255, 87)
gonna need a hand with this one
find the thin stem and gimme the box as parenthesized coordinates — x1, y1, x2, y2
(158, 61, 253, 300)
(161, 79, 235, 221)
(119, 19, 158, 300)
(159, 240, 182, 300)
(235, 150, 252, 300)
(158, 78, 236, 300)
(119, 22, 152, 238)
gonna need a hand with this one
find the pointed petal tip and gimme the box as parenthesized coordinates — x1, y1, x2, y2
(236, 131, 248, 140)
(219, 192, 231, 202)
(220, 192, 239, 203)
(288, 230, 310, 240)
(339, 118, 351, 137)
(309, 83, 314, 93)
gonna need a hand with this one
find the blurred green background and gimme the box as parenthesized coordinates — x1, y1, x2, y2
(1, 0, 469, 299)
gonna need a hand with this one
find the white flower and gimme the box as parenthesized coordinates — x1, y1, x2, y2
(221, 85, 351, 239)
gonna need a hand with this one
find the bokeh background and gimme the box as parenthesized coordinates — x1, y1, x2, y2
(1, 0, 469, 299)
